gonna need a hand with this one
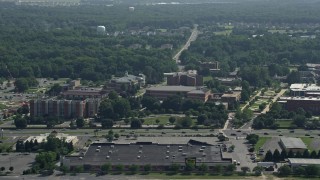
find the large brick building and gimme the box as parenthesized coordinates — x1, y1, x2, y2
(279, 97, 320, 115)
(166, 70, 203, 86)
(29, 98, 100, 119)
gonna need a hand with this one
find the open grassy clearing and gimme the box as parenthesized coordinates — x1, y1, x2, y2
(254, 137, 271, 150)
(203, 76, 213, 82)
(300, 137, 314, 150)
(276, 120, 293, 128)
(213, 30, 232, 36)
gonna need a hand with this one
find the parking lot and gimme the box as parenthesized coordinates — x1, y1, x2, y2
(0, 153, 36, 174)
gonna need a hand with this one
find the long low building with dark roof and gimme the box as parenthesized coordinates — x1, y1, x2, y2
(62, 140, 232, 171)
(145, 86, 211, 102)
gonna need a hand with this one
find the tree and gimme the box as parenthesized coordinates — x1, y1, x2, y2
(14, 78, 29, 92)
(273, 149, 281, 162)
(14, 115, 27, 129)
(130, 118, 142, 128)
(303, 149, 310, 158)
(198, 163, 208, 173)
(74, 165, 83, 173)
(310, 150, 317, 158)
(76, 118, 85, 128)
(294, 166, 305, 176)
(170, 163, 180, 173)
(177, 116, 192, 128)
(113, 98, 131, 119)
(169, 116, 176, 124)
(197, 114, 208, 125)
(253, 166, 263, 176)
(246, 134, 259, 144)
(9, 166, 14, 171)
(17, 104, 29, 115)
(212, 165, 222, 174)
(218, 134, 227, 142)
(0, 167, 5, 171)
(47, 83, 62, 96)
(280, 150, 287, 161)
(288, 150, 295, 158)
(155, 119, 160, 124)
(286, 71, 301, 85)
(115, 164, 124, 172)
(101, 119, 114, 129)
(185, 162, 195, 172)
(225, 164, 236, 173)
(293, 115, 306, 128)
(108, 91, 118, 100)
(129, 164, 138, 174)
(295, 151, 302, 158)
(144, 164, 151, 173)
(278, 165, 291, 176)
(264, 150, 273, 161)
(305, 165, 319, 177)
(241, 166, 250, 175)
(60, 165, 69, 174)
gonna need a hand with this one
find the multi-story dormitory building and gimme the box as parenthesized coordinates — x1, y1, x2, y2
(29, 98, 100, 119)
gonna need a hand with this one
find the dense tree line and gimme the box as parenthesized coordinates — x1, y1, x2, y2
(142, 95, 228, 128)
(252, 103, 315, 129)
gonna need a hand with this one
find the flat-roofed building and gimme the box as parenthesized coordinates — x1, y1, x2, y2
(166, 70, 203, 86)
(279, 97, 320, 115)
(288, 158, 320, 169)
(30, 98, 100, 119)
(61, 87, 107, 100)
(289, 83, 320, 97)
(280, 137, 307, 153)
(221, 92, 241, 104)
(105, 72, 146, 93)
(145, 86, 211, 102)
(61, 140, 232, 171)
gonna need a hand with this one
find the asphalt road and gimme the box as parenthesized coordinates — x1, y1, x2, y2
(173, 24, 199, 63)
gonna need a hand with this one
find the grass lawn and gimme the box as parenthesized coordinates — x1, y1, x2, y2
(255, 137, 271, 150)
(300, 137, 314, 150)
(213, 30, 232, 36)
(276, 120, 293, 128)
(0, 103, 7, 110)
(203, 76, 213, 82)
(26, 88, 38, 93)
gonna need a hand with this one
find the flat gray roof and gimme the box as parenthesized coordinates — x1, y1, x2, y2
(147, 86, 197, 92)
(66, 142, 230, 166)
(289, 158, 320, 165)
(280, 137, 307, 149)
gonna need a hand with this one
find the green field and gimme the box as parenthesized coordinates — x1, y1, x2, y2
(213, 30, 232, 36)
(300, 137, 314, 150)
(276, 120, 293, 128)
(255, 137, 271, 151)
(203, 76, 213, 82)
(0, 103, 7, 110)
(143, 116, 172, 125)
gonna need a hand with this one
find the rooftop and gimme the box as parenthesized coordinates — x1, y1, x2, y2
(280, 137, 307, 149)
(65, 141, 229, 166)
(288, 158, 320, 165)
(147, 86, 197, 92)
(280, 97, 320, 101)
(290, 83, 320, 91)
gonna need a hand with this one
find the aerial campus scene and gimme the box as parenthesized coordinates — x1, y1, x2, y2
(1, 0, 320, 179)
